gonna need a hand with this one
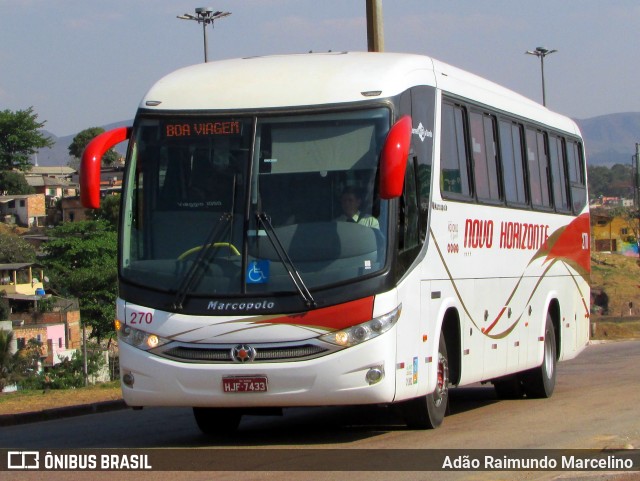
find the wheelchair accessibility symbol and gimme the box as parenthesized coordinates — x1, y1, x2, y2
(246, 260, 269, 284)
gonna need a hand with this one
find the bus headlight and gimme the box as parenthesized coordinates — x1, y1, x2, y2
(320, 304, 401, 347)
(114, 319, 170, 351)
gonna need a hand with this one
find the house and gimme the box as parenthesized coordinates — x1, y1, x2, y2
(0, 263, 81, 365)
(591, 212, 639, 256)
(59, 196, 89, 223)
(11, 312, 79, 365)
(72, 166, 123, 197)
(24, 166, 78, 202)
(0, 263, 45, 296)
(27, 175, 78, 206)
(0, 194, 46, 227)
(22, 166, 79, 225)
(61, 168, 122, 222)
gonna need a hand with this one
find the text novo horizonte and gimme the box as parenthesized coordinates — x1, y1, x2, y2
(464, 218, 549, 251)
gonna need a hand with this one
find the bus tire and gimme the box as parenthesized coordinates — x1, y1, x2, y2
(193, 407, 242, 435)
(403, 331, 449, 429)
(522, 313, 557, 398)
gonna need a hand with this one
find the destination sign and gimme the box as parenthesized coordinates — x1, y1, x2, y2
(165, 121, 242, 137)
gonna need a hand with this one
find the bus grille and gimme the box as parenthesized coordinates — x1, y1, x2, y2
(156, 343, 331, 363)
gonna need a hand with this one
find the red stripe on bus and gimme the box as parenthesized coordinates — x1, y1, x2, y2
(483, 306, 507, 335)
(255, 296, 375, 331)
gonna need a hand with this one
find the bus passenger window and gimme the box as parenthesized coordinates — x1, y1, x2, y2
(441, 103, 471, 198)
(549, 135, 570, 212)
(470, 111, 500, 202)
(567, 141, 587, 212)
(499, 121, 527, 205)
(526, 128, 551, 209)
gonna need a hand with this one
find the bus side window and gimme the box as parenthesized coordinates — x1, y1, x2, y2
(567, 140, 587, 212)
(441, 103, 472, 198)
(526, 127, 552, 209)
(499, 120, 527, 205)
(470, 111, 500, 202)
(549, 135, 571, 212)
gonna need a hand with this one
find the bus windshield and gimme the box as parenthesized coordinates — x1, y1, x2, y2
(120, 108, 391, 299)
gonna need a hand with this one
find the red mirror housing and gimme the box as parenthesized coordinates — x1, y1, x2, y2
(80, 127, 132, 208)
(379, 115, 412, 199)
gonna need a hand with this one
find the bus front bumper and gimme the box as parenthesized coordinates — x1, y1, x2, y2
(118, 331, 397, 408)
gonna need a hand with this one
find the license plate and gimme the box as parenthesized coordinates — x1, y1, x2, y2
(222, 376, 268, 393)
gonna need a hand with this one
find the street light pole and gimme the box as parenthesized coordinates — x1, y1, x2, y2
(366, 0, 384, 52)
(177, 7, 231, 62)
(525, 46, 557, 106)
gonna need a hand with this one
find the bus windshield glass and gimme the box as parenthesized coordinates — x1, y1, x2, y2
(120, 108, 390, 298)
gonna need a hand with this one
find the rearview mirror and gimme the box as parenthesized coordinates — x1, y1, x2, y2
(80, 127, 131, 208)
(379, 115, 411, 199)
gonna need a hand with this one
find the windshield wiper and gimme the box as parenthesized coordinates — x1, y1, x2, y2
(172, 212, 233, 310)
(256, 213, 317, 308)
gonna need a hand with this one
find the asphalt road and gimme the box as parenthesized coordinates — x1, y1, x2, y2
(2, 340, 639, 481)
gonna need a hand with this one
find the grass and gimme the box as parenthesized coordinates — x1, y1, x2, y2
(591, 320, 640, 340)
(0, 380, 122, 416)
(591, 252, 640, 318)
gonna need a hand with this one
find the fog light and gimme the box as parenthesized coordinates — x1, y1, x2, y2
(122, 372, 135, 387)
(365, 366, 384, 385)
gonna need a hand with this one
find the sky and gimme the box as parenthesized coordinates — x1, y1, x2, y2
(1, 0, 639, 137)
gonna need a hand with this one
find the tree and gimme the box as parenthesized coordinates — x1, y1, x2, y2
(0, 329, 16, 391)
(44, 346, 105, 389)
(588, 163, 634, 199)
(0, 230, 37, 263)
(0, 107, 54, 171)
(0, 293, 10, 320)
(41, 220, 117, 342)
(68, 127, 119, 166)
(89, 194, 120, 228)
(12, 338, 44, 389)
(588, 165, 613, 199)
(0, 170, 35, 195)
(0, 331, 41, 391)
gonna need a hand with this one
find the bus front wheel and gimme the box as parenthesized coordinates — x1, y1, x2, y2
(402, 331, 449, 429)
(193, 407, 242, 435)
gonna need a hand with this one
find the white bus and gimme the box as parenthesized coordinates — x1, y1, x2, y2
(81, 52, 590, 433)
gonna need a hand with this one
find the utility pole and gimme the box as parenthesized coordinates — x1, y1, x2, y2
(635, 143, 640, 208)
(525, 47, 557, 106)
(366, 0, 384, 52)
(177, 7, 231, 62)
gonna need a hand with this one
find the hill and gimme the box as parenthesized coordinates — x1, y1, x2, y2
(35, 121, 132, 167)
(31, 113, 639, 168)
(575, 113, 640, 167)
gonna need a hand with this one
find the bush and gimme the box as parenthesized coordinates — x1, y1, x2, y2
(17, 346, 106, 390)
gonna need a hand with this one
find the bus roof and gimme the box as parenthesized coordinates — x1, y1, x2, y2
(140, 51, 579, 136)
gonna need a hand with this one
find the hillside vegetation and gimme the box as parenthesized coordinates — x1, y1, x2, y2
(591, 252, 640, 318)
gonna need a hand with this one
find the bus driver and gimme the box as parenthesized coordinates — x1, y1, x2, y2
(336, 187, 379, 229)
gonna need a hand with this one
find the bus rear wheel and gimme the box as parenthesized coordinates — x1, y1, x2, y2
(193, 407, 242, 435)
(521, 313, 557, 398)
(403, 331, 449, 429)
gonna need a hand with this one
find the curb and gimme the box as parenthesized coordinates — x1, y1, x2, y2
(0, 399, 127, 427)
